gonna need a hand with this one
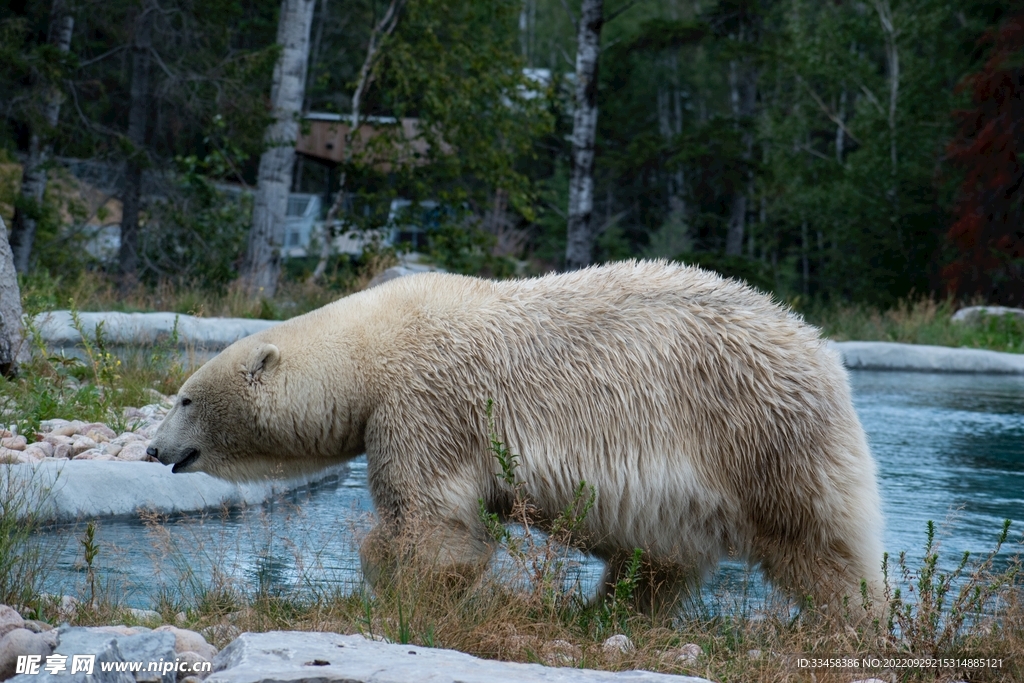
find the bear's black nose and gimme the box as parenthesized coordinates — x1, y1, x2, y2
(146, 446, 158, 458)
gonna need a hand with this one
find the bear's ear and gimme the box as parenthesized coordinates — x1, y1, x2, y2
(245, 343, 280, 382)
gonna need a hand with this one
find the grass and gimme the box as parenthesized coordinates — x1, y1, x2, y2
(806, 296, 1024, 353)
(5, 419, 1022, 682)
(17, 505, 1021, 683)
(0, 302, 195, 436)
(19, 249, 400, 321)
(21, 264, 1024, 354)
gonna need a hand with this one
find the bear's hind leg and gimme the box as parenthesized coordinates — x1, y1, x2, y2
(756, 535, 882, 615)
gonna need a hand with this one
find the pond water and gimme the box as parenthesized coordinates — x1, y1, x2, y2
(31, 370, 1024, 609)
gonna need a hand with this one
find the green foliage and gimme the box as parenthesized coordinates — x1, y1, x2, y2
(80, 521, 100, 607)
(807, 298, 1024, 353)
(142, 150, 252, 289)
(885, 519, 1019, 657)
(0, 467, 55, 609)
(0, 300, 187, 436)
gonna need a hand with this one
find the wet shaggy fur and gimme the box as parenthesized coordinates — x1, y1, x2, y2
(148, 260, 884, 613)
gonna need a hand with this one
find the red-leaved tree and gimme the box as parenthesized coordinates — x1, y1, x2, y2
(945, 12, 1024, 305)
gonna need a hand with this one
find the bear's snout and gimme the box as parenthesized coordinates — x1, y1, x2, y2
(146, 445, 159, 458)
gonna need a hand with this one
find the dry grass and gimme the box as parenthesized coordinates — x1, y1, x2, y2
(19, 250, 400, 321)
(19, 454, 1022, 683)
(807, 296, 1024, 353)
(35, 514, 1020, 683)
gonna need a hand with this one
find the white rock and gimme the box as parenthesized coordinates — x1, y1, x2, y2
(38, 418, 71, 433)
(207, 631, 710, 683)
(118, 441, 151, 462)
(93, 625, 142, 636)
(20, 446, 46, 462)
(831, 340, 1024, 374)
(175, 650, 212, 680)
(102, 442, 124, 457)
(50, 420, 86, 437)
(53, 443, 73, 459)
(70, 435, 98, 456)
(1, 436, 27, 451)
(42, 433, 73, 446)
(663, 643, 702, 664)
(27, 441, 54, 458)
(0, 448, 33, 465)
(601, 634, 635, 655)
(0, 628, 53, 679)
(72, 449, 116, 461)
(81, 423, 117, 441)
(6, 461, 347, 523)
(128, 608, 162, 623)
(155, 625, 218, 660)
(0, 605, 25, 637)
(111, 432, 147, 446)
(746, 649, 761, 659)
(20, 619, 53, 634)
(951, 305, 1024, 325)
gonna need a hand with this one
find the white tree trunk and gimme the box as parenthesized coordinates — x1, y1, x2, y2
(0, 216, 26, 376)
(243, 0, 317, 298)
(564, 0, 604, 271)
(308, 0, 403, 285)
(9, 1, 74, 274)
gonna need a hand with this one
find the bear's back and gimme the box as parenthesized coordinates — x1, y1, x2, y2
(358, 261, 864, 558)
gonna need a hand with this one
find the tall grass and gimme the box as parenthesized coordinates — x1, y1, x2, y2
(16, 425, 1021, 682)
(19, 249, 399, 321)
(0, 302, 195, 435)
(807, 296, 1024, 353)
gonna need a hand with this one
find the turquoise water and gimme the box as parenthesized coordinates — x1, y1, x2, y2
(33, 371, 1024, 608)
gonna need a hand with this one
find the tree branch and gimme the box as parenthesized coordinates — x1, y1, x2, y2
(795, 74, 861, 146)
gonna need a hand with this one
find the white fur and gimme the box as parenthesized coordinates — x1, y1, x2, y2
(149, 260, 884, 611)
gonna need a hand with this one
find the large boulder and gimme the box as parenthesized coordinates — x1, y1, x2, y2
(207, 631, 714, 683)
(951, 305, 1024, 325)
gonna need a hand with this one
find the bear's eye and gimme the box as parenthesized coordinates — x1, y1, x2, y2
(181, 398, 192, 407)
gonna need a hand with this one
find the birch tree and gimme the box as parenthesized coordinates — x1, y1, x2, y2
(308, 0, 404, 285)
(0, 216, 25, 377)
(242, 0, 317, 298)
(564, 0, 604, 271)
(9, 0, 74, 274)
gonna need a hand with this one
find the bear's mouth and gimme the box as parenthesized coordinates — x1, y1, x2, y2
(172, 448, 201, 473)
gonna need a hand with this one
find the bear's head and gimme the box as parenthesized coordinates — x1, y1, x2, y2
(147, 339, 289, 480)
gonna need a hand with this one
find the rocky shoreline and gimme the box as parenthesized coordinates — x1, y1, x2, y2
(1, 397, 346, 523)
(0, 602, 718, 683)
(0, 399, 172, 467)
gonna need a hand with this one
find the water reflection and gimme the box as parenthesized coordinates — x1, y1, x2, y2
(33, 371, 1024, 607)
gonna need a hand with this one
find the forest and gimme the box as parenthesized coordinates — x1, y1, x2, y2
(1, 0, 1023, 311)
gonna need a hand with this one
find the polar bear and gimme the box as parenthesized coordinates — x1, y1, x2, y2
(147, 260, 884, 613)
